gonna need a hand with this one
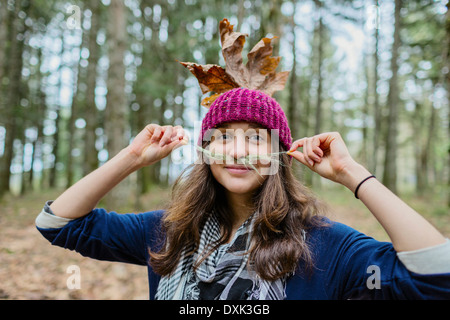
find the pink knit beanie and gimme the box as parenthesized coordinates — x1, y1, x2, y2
(200, 87, 292, 151)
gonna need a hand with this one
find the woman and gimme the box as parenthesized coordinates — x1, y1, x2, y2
(36, 87, 450, 299)
(36, 88, 450, 299)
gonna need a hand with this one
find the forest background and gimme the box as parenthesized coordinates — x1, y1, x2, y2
(0, 0, 449, 299)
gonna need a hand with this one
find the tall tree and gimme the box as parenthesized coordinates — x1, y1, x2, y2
(371, 0, 381, 175)
(402, 1, 447, 194)
(49, 34, 64, 189)
(382, 0, 402, 194)
(287, 12, 299, 140)
(66, 7, 87, 189)
(104, 0, 129, 209)
(83, 0, 102, 176)
(313, 0, 324, 135)
(0, 0, 28, 196)
(28, 46, 46, 192)
(0, 1, 8, 87)
(446, 1, 450, 207)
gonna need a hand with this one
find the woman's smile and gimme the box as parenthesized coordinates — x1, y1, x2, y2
(224, 164, 253, 175)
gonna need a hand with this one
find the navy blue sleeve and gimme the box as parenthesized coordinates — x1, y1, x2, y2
(36, 208, 164, 266)
(321, 220, 450, 299)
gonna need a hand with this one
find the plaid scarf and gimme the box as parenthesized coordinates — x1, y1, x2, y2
(155, 211, 286, 300)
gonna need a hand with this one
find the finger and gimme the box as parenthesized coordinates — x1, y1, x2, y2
(175, 125, 184, 136)
(314, 132, 341, 150)
(144, 123, 156, 135)
(290, 137, 322, 164)
(306, 137, 322, 163)
(159, 126, 173, 147)
(289, 150, 312, 168)
(134, 124, 155, 143)
(172, 126, 187, 142)
(303, 138, 315, 167)
(174, 137, 188, 149)
(150, 126, 163, 144)
(311, 136, 324, 158)
(165, 136, 188, 152)
(288, 138, 306, 153)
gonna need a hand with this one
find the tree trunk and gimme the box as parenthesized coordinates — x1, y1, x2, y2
(0, 0, 25, 196)
(371, 0, 381, 175)
(65, 62, 79, 189)
(0, 1, 8, 84)
(314, 0, 324, 135)
(361, 47, 370, 167)
(31, 47, 46, 191)
(422, 98, 437, 191)
(0, 2, 9, 155)
(382, 0, 402, 194)
(287, 11, 298, 140)
(83, 0, 101, 176)
(66, 9, 88, 189)
(236, 0, 245, 32)
(104, 0, 129, 210)
(413, 100, 425, 193)
(49, 35, 65, 189)
(445, 1, 450, 207)
(49, 107, 61, 188)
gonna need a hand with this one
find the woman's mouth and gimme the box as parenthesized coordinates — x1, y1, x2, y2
(224, 165, 253, 175)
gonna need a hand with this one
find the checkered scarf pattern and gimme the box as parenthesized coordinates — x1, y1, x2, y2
(155, 211, 286, 300)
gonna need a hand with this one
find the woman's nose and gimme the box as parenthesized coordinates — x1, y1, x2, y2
(230, 132, 247, 160)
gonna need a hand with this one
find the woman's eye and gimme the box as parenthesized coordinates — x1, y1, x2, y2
(219, 133, 231, 141)
(248, 134, 264, 142)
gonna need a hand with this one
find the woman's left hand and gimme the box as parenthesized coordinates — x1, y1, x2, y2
(288, 132, 448, 252)
(287, 132, 366, 189)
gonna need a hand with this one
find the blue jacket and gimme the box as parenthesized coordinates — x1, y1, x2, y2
(36, 208, 450, 299)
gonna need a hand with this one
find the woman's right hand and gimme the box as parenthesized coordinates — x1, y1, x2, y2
(49, 124, 188, 219)
(126, 124, 189, 168)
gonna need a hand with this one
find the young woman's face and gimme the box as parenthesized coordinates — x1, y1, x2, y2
(207, 122, 273, 196)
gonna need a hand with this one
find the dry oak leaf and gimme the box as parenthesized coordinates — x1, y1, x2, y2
(179, 18, 289, 108)
(177, 63, 238, 94)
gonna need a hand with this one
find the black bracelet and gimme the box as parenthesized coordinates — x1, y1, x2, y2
(354, 175, 376, 199)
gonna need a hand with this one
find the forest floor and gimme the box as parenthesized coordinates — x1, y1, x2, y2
(1, 184, 448, 300)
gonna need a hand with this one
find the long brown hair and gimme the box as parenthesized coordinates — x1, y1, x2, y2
(149, 148, 328, 281)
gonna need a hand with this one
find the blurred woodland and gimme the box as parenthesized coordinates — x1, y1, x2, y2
(0, 0, 449, 210)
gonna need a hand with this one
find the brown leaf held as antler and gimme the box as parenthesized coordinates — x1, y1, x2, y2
(179, 18, 289, 108)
